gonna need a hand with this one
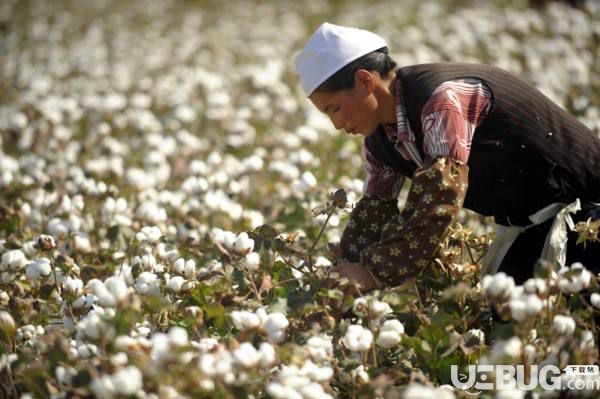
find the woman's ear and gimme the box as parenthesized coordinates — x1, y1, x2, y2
(354, 69, 376, 94)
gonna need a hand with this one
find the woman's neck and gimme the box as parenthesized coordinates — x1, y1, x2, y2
(378, 74, 397, 125)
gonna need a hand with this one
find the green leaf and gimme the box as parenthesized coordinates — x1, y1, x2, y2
(436, 355, 462, 384)
(22, 368, 49, 399)
(72, 369, 92, 387)
(143, 296, 168, 313)
(114, 307, 141, 335)
(107, 225, 120, 243)
(317, 288, 344, 300)
(287, 287, 315, 311)
(381, 284, 419, 311)
(204, 302, 226, 319)
(269, 297, 288, 313)
(45, 342, 68, 367)
(232, 269, 248, 291)
(38, 284, 55, 300)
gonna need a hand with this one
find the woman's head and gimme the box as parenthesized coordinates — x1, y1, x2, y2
(294, 23, 397, 136)
(313, 47, 397, 93)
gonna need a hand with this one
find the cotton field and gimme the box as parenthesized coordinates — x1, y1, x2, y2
(1, 0, 600, 398)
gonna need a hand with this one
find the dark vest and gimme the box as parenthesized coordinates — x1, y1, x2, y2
(366, 63, 600, 226)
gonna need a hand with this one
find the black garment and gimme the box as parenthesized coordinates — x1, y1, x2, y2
(366, 63, 600, 276)
(500, 205, 600, 285)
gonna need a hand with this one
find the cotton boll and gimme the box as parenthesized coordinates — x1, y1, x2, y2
(523, 278, 547, 296)
(199, 353, 218, 377)
(184, 259, 196, 278)
(485, 337, 522, 362)
(73, 293, 96, 309)
(264, 313, 289, 343)
(1, 249, 28, 271)
(136, 201, 167, 224)
(376, 319, 404, 348)
(352, 297, 368, 318)
(342, 324, 373, 352)
(243, 252, 260, 271)
(295, 125, 319, 143)
(292, 171, 317, 193)
(369, 300, 392, 320)
(306, 335, 333, 363)
(403, 384, 455, 399)
(47, 218, 70, 238)
(0, 291, 10, 306)
(314, 256, 332, 268)
(376, 330, 402, 348)
(73, 234, 92, 253)
(137, 254, 157, 271)
(301, 360, 334, 383)
(0, 311, 15, 334)
(233, 232, 254, 254)
(10, 112, 28, 131)
(111, 365, 143, 396)
(553, 315, 576, 335)
(482, 272, 515, 301)
(55, 365, 76, 387)
(37, 234, 56, 251)
(242, 210, 265, 229)
(259, 342, 276, 367)
(167, 276, 185, 292)
(243, 155, 264, 172)
(25, 258, 52, 281)
(21, 240, 37, 257)
(558, 263, 592, 293)
(464, 329, 485, 346)
(134, 272, 161, 296)
(104, 277, 128, 303)
(591, 293, 600, 309)
(580, 330, 595, 350)
(266, 382, 299, 399)
(77, 311, 104, 340)
(352, 297, 391, 321)
(173, 258, 186, 275)
(135, 225, 162, 243)
(93, 284, 117, 308)
(195, 338, 219, 353)
(233, 342, 261, 368)
(168, 326, 188, 347)
(212, 228, 237, 250)
(231, 310, 261, 331)
(90, 374, 115, 398)
(348, 365, 369, 385)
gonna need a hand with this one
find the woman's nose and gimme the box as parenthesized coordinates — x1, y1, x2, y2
(331, 115, 345, 130)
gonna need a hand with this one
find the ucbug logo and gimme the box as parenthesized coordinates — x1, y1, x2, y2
(451, 365, 562, 393)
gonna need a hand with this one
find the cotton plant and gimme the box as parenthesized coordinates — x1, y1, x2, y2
(230, 308, 290, 343)
(1, 0, 600, 398)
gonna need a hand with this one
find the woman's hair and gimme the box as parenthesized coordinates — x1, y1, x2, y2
(314, 47, 397, 93)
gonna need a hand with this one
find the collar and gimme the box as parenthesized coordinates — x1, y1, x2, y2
(383, 77, 406, 142)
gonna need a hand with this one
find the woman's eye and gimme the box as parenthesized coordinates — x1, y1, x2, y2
(333, 107, 340, 113)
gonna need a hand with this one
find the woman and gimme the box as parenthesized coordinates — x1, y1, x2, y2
(294, 22, 600, 290)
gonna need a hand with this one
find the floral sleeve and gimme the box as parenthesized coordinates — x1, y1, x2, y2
(339, 195, 400, 263)
(359, 157, 469, 285)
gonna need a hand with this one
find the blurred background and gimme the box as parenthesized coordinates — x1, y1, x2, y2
(0, 0, 598, 236)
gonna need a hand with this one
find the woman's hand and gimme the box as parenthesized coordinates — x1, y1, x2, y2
(328, 262, 377, 295)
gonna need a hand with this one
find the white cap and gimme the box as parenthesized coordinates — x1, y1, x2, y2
(294, 22, 387, 97)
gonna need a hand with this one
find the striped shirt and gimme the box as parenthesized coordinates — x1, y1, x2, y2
(363, 78, 492, 198)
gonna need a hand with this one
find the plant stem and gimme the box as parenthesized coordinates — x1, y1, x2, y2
(279, 253, 306, 275)
(270, 277, 309, 290)
(51, 255, 61, 297)
(249, 275, 261, 301)
(308, 209, 334, 273)
(465, 242, 476, 264)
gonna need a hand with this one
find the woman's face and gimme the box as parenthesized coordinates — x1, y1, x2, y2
(309, 70, 381, 137)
